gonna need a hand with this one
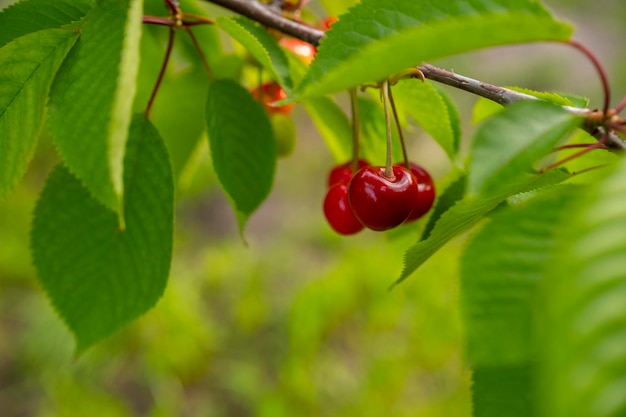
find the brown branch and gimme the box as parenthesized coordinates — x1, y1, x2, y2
(203, 0, 626, 151)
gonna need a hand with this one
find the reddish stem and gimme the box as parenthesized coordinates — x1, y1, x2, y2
(542, 134, 607, 172)
(146, 27, 176, 117)
(164, 0, 180, 15)
(184, 27, 215, 80)
(568, 40, 611, 116)
(143, 15, 175, 26)
(614, 94, 626, 114)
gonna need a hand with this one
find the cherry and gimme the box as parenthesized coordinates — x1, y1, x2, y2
(321, 16, 338, 31)
(323, 184, 364, 235)
(348, 166, 418, 231)
(327, 159, 369, 187)
(402, 162, 436, 222)
(279, 37, 317, 65)
(250, 82, 294, 115)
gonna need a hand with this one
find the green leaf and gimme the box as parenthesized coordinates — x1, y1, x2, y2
(302, 96, 352, 163)
(541, 157, 626, 417)
(469, 100, 580, 196)
(461, 186, 579, 417)
(47, 0, 143, 215)
(393, 168, 571, 288)
(205, 79, 276, 233)
(420, 172, 466, 241)
(31, 114, 174, 353)
(0, 0, 93, 48)
(217, 16, 293, 90)
(392, 79, 459, 159)
(293, 0, 572, 99)
(0, 29, 79, 202)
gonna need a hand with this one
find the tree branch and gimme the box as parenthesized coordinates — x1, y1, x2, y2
(204, 0, 626, 151)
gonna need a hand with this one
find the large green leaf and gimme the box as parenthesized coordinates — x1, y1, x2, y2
(205, 79, 276, 233)
(468, 100, 580, 196)
(47, 0, 143, 216)
(541, 157, 626, 417)
(392, 79, 460, 160)
(217, 16, 292, 90)
(0, 0, 93, 48)
(420, 172, 466, 241)
(393, 168, 571, 288)
(293, 0, 572, 99)
(31, 114, 174, 354)
(461, 186, 578, 417)
(0, 29, 78, 202)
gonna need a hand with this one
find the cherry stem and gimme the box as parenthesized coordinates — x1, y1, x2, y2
(143, 15, 176, 26)
(382, 80, 394, 179)
(184, 27, 215, 80)
(387, 83, 409, 169)
(349, 88, 361, 172)
(553, 143, 603, 152)
(145, 27, 176, 117)
(567, 40, 611, 116)
(542, 134, 607, 172)
(164, 0, 180, 15)
(615, 93, 626, 114)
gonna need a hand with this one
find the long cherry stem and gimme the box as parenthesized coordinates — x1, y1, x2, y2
(382, 80, 394, 178)
(387, 83, 409, 169)
(145, 27, 176, 117)
(614, 94, 626, 114)
(184, 27, 215, 80)
(143, 15, 176, 26)
(542, 134, 607, 172)
(349, 88, 360, 172)
(568, 40, 611, 116)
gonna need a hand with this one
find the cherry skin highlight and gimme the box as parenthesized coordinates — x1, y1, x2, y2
(250, 81, 294, 115)
(348, 165, 418, 231)
(402, 162, 436, 222)
(279, 37, 317, 65)
(327, 159, 369, 187)
(323, 184, 364, 235)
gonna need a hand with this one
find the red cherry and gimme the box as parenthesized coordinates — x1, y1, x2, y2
(279, 37, 317, 65)
(403, 162, 436, 222)
(348, 166, 418, 231)
(327, 159, 369, 187)
(250, 82, 294, 115)
(321, 16, 338, 31)
(323, 184, 364, 235)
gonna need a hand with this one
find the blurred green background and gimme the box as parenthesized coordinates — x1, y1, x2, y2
(1, 0, 625, 415)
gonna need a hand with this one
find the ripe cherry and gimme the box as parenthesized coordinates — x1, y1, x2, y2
(348, 166, 418, 231)
(279, 37, 317, 65)
(403, 162, 436, 222)
(321, 16, 338, 31)
(327, 159, 369, 187)
(250, 82, 294, 115)
(323, 184, 364, 235)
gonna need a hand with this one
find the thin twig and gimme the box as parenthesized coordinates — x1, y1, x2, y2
(146, 27, 176, 117)
(184, 27, 215, 80)
(202, 0, 626, 151)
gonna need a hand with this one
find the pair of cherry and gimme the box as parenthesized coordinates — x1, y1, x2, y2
(323, 160, 435, 235)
